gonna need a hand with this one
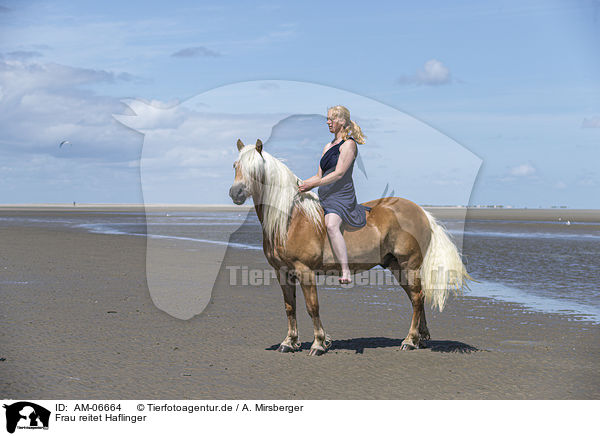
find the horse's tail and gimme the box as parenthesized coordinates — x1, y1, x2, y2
(420, 210, 471, 311)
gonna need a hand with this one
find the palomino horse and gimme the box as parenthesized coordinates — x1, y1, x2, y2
(229, 139, 470, 356)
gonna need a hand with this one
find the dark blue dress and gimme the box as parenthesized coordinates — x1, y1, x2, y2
(318, 138, 370, 228)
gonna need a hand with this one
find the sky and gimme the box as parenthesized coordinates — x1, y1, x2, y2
(0, 0, 599, 207)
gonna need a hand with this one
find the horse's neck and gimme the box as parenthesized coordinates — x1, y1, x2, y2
(252, 189, 293, 246)
(252, 195, 270, 233)
(253, 202, 264, 225)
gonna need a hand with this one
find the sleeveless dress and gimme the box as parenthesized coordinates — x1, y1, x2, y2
(318, 137, 371, 228)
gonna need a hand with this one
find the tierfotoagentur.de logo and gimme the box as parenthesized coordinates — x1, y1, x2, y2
(3, 402, 50, 434)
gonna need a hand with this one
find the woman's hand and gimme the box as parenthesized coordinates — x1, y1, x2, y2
(298, 180, 316, 192)
(299, 175, 322, 192)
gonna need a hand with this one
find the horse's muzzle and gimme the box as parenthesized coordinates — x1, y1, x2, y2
(229, 184, 248, 205)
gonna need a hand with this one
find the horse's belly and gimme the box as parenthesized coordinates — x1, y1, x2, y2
(322, 225, 382, 268)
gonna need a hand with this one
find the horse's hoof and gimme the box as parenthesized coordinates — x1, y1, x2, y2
(308, 347, 326, 356)
(277, 344, 295, 353)
(400, 343, 416, 351)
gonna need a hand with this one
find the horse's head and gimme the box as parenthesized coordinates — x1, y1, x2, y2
(229, 138, 264, 205)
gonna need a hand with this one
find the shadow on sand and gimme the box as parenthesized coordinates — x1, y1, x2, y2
(267, 337, 482, 354)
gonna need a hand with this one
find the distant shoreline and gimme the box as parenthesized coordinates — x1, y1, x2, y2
(0, 203, 253, 212)
(0, 204, 599, 222)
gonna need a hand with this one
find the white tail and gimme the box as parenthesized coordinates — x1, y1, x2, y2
(420, 210, 471, 311)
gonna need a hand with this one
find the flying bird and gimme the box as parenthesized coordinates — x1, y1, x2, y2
(59, 140, 71, 148)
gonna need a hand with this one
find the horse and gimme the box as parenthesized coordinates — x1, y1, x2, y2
(229, 139, 470, 356)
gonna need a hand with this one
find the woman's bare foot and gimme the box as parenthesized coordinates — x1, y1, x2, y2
(339, 272, 352, 284)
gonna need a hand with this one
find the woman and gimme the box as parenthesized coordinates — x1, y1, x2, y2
(298, 105, 370, 284)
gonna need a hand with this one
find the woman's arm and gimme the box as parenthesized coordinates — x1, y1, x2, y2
(298, 140, 356, 191)
(314, 139, 356, 187)
(302, 168, 322, 185)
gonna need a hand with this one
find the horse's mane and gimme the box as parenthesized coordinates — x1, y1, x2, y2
(238, 145, 324, 246)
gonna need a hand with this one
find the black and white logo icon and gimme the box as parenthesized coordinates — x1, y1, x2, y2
(3, 402, 50, 434)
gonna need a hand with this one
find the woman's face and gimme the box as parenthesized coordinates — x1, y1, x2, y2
(327, 111, 345, 135)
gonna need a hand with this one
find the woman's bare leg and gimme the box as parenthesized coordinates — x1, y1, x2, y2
(325, 213, 351, 283)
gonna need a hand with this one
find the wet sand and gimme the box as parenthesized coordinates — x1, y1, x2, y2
(0, 213, 599, 399)
(427, 207, 600, 223)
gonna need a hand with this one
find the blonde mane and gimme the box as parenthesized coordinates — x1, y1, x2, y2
(237, 145, 324, 246)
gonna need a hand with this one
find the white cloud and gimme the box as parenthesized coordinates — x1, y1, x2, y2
(509, 163, 536, 177)
(0, 57, 142, 179)
(398, 59, 452, 86)
(582, 116, 600, 128)
(417, 59, 451, 85)
(577, 175, 597, 187)
(498, 162, 538, 183)
(0, 59, 132, 98)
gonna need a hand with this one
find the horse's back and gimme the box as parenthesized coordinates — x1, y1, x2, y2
(362, 197, 432, 260)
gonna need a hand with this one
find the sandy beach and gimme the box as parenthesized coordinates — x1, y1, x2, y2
(1, 209, 599, 399)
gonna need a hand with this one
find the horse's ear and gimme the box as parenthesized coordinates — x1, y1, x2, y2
(256, 139, 263, 155)
(237, 139, 245, 151)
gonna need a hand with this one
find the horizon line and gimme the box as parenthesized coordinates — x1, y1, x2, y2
(0, 203, 598, 211)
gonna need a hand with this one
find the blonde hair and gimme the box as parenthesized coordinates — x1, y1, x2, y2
(328, 105, 366, 144)
(237, 144, 324, 246)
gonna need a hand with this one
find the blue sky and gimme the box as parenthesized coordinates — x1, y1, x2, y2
(0, 0, 599, 207)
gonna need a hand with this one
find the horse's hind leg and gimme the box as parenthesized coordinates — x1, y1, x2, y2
(296, 264, 331, 356)
(401, 280, 430, 350)
(276, 269, 301, 352)
(389, 258, 430, 350)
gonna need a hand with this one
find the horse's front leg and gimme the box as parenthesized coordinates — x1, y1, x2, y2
(296, 266, 331, 356)
(276, 269, 301, 353)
